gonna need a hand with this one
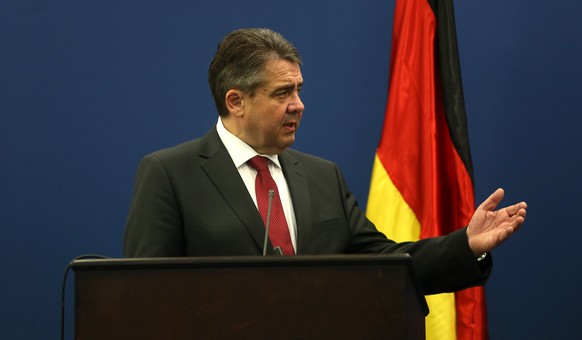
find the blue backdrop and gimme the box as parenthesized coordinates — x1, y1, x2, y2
(1, 1, 581, 339)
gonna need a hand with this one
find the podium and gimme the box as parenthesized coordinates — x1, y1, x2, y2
(72, 254, 428, 339)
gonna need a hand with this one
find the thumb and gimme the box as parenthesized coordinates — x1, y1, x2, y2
(479, 188, 505, 211)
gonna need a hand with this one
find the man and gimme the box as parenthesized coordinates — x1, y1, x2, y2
(124, 28, 527, 294)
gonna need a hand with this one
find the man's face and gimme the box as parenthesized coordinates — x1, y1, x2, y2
(239, 59, 304, 155)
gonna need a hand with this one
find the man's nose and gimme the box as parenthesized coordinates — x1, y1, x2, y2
(288, 93, 305, 113)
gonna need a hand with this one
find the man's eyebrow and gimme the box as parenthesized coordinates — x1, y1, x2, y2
(271, 82, 303, 94)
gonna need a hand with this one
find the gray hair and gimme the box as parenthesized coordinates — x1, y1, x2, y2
(208, 28, 302, 116)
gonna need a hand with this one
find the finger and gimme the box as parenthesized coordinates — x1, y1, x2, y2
(505, 202, 528, 218)
(520, 207, 527, 218)
(497, 226, 515, 245)
(508, 213, 525, 231)
(517, 205, 527, 219)
(509, 217, 524, 234)
(496, 218, 522, 244)
(478, 188, 505, 211)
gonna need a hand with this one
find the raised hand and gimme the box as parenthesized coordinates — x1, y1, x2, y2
(467, 188, 527, 256)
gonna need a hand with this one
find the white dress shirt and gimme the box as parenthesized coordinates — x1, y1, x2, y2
(215, 118, 298, 251)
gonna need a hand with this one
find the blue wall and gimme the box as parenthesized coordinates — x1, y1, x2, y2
(1, 1, 581, 338)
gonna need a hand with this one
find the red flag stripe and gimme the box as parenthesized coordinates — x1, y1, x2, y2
(375, 0, 487, 338)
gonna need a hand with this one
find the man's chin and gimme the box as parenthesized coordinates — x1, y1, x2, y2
(273, 138, 295, 154)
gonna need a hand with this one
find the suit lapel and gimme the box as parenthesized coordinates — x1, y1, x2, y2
(198, 129, 268, 253)
(279, 151, 312, 254)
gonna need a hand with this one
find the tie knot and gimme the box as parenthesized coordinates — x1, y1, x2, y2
(248, 156, 270, 172)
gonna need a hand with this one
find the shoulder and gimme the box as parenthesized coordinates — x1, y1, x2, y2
(282, 149, 343, 180)
(144, 128, 222, 164)
(284, 148, 338, 168)
(148, 139, 201, 161)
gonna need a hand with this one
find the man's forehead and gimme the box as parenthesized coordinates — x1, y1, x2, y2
(263, 59, 302, 79)
(239, 64, 302, 96)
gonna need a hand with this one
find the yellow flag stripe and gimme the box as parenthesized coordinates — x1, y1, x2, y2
(366, 154, 457, 339)
(425, 294, 456, 340)
(366, 155, 420, 242)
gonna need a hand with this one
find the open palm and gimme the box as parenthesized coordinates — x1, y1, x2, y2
(467, 188, 528, 256)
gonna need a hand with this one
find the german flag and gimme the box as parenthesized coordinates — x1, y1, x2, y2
(366, 0, 487, 339)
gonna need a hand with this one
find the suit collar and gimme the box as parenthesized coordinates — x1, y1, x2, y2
(199, 128, 312, 255)
(199, 128, 271, 254)
(279, 151, 312, 254)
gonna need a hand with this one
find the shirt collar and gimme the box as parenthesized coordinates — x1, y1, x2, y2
(216, 117, 281, 169)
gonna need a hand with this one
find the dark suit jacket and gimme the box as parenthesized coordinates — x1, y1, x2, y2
(124, 127, 490, 294)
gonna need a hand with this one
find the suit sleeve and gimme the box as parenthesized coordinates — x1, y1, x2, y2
(335, 164, 491, 295)
(123, 155, 185, 257)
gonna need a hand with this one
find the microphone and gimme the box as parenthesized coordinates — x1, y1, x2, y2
(262, 189, 275, 256)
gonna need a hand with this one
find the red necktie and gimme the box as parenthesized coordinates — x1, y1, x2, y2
(247, 156, 295, 255)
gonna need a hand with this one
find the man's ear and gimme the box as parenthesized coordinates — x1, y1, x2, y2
(225, 89, 244, 116)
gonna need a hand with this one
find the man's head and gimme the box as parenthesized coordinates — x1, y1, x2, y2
(208, 28, 302, 117)
(209, 28, 304, 155)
